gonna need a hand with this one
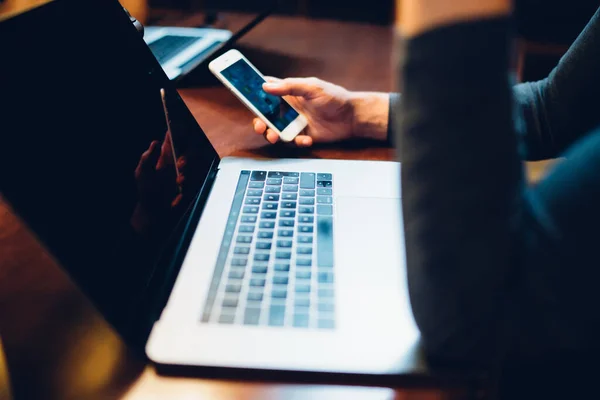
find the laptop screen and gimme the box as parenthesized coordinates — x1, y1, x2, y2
(0, 0, 219, 342)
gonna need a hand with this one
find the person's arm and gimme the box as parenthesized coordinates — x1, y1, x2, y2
(396, 0, 523, 367)
(513, 8, 600, 161)
(349, 92, 391, 141)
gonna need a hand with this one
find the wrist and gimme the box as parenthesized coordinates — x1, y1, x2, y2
(349, 92, 390, 141)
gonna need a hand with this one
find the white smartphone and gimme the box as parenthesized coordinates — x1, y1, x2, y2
(208, 49, 308, 142)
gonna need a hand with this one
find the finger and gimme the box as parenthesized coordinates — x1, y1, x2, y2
(176, 156, 187, 171)
(294, 135, 313, 147)
(253, 118, 267, 134)
(262, 77, 320, 98)
(264, 76, 281, 83)
(264, 129, 280, 144)
(157, 134, 174, 169)
(135, 141, 161, 177)
(142, 141, 161, 167)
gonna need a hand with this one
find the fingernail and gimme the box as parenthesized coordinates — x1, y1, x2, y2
(263, 83, 279, 90)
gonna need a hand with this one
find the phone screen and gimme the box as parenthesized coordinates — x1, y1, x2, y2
(221, 59, 299, 131)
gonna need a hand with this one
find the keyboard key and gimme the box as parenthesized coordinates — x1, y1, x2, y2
(248, 182, 264, 189)
(272, 289, 287, 299)
(258, 231, 274, 239)
(295, 284, 311, 293)
(247, 292, 263, 301)
(298, 225, 314, 233)
(296, 258, 312, 266)
(318, 271, 334, 283)
(239, 225, 255, 233)
(268, 171, 299, 177)
(280, 210, 295, 218)
(243, 206, 259, 213)
(219, 313, 235, 324)
(294, 297, 310, 307)
(299, 197, 315, 205)
(250, 278, 266, 287)
(318, 287, 335, 298)
(277, 240, 292, 248)
(317, 216, 334, 267)
(293, 314, 309, 328)
(262, 202, 278, 210)
(282, 201, 297, 209)
(274, 263, 290, 272)
(228, 269, 245, 279)
(317, 196, 333, 204)
(318, 319, 335, 329)
(252, 264, 268, 274)
(264, 194, 279, 201)
(265, 186, 281, 193)
(299, 216, 314, 223)
(222, 297, 239, 307)
(279, 219, 294, 227)
(259, 221, 275, 229)
(247, 189, 263, 197)
(231, 258, 248, 266)
(273, 276, 289, 285)
(317, 188, 332, 195)
(297, 247, 313, 255)
(236, 235, 252, 243)
(252, 273, 267, 280)
(278, 229, 293, 237)
(317, 205, 333, 215)
(244, 307, 261, 325)
(276, 251, 292, 259)
(282, 193, 297, 200)
(267, 178, 282, 185)
(251, 171, 266, 181)
(241, 215, 257, 223)
(298, 235, 313, 244)
(282, 185, 298, 192)
(245, 197, 260, 205)
(284, 177, 299, 184)
(300, 189, 315, 197)
(318, 302, 335, 312)
(300, 172, 315, 189)
(317, 180, 332, 188)
(317, 173, 332, 180)
(233, 246, 250, 254)
(299, 206, 314, 214)
(261, 211, 276, 219)
(296, 270, 311, 280)
(269, 305, 286, 326)
(254, 253, 270, 262)
(255, 241, 272, 250)
(225, 283, 242, 293)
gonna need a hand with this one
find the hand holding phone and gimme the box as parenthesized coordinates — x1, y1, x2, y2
(208, 49, 308, 142)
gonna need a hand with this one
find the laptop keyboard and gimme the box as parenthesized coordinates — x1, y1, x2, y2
(201, 170, 336, 329)
(148, 35, 201, 65)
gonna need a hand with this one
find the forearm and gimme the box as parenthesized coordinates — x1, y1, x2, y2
(350, 91, 390, 141)
(397, 2, 523, 365)
(513, 8, 600, 161)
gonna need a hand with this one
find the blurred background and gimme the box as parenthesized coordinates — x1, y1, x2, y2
(2, 0, 599, 82)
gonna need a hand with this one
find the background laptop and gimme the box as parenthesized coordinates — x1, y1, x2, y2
(142, 2, 275, 80)
(0, 0, 421, 382)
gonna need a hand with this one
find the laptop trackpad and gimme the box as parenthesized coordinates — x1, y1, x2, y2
(335, 196, 405, 289)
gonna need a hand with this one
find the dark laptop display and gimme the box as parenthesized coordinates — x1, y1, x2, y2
(0, 0, 218, 345)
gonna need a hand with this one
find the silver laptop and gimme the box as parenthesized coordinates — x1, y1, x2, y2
(0, 0, 421, 382)
(144, 26, 232, 80)
(142, 6, 273, 81)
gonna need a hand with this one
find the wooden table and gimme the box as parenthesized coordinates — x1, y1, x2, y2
(0, 13, 471, 400)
